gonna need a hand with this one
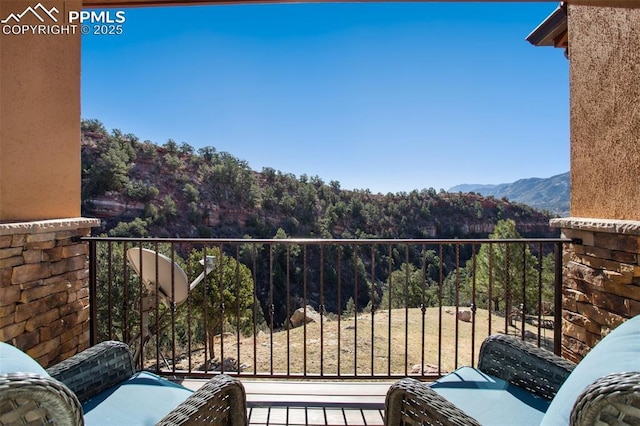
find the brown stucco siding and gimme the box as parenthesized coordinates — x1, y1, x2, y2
(568, 5, 640, 220)
(0, 0, 82, 222)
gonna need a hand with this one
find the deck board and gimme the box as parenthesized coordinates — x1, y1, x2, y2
(181, 379, 392, 425)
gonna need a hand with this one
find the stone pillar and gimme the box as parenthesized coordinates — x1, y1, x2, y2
(551, 218, 640, 363)
(0, 218, 100, 367)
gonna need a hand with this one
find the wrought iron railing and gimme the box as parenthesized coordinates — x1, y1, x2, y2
(85, 237, 568, 380)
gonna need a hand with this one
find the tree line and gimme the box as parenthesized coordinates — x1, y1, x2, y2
(81, 119, 555, 242)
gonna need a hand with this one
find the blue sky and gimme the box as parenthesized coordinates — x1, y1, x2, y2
(82, 2, 568, 193)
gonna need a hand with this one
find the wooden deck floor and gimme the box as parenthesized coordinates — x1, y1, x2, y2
(181, 379, 392, 426)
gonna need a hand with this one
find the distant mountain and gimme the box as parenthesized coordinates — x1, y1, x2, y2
(449, 172, 569, 217)
(446, 183, 497, 194)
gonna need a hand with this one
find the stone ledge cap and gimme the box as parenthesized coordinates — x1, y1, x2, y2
(550, 217, 640, 235)
(0, 217, 101, 236)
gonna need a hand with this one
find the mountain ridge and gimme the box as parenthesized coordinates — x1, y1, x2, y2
(449, 172, 569, 217)
(80, 119, 558, 239)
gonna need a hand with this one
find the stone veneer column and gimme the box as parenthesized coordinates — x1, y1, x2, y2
(0, 218, 100, 367)
(551, 217, 640, 363)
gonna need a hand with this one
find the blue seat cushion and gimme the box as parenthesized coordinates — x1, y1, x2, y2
(430, 367, 550, 426)
(541, 314, 640, 426)
(0, 341, 50, 377)
(82, 371, 193, 426)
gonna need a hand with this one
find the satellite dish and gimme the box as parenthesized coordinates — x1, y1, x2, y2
(126, 248, 215, 368)
(127, 248, 189, 306)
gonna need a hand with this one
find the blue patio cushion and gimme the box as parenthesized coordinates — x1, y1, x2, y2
(82, 371, 193, 426)
(541, 314, 640, 426)
(0, 341, 49, 377)
(430, 366, 550, 426)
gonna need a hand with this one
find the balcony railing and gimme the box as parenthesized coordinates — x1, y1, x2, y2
(86, 237, 568, 381)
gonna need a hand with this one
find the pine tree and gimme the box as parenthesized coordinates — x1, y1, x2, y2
(471, 219, 540, 314)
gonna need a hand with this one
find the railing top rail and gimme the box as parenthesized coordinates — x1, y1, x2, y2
(82, 236, 572, 244)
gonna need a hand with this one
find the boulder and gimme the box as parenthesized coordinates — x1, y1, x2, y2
(457, 310, 472, 322)
(290, 305, 322, 328)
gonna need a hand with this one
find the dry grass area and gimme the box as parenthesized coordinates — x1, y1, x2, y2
(168, 307, 554, 376)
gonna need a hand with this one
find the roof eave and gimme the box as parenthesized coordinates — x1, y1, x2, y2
(526, 4, 568, 48)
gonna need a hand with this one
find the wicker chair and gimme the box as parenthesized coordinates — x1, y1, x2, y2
(0, 340, 247, 426)
(385, 314, 640, 426)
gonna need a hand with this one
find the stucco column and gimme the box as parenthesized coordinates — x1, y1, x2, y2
(568, 5, 640, 220)
(550, 5, 640, 363)
(0, 0, 82, 222)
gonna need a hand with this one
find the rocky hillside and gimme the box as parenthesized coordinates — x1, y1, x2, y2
(80, 119, 558, 239)
(449, 172, 569, 217)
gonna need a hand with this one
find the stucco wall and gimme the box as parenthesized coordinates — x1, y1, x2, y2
(568, 5, 640, 220)
(0, 0, 82, 222)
